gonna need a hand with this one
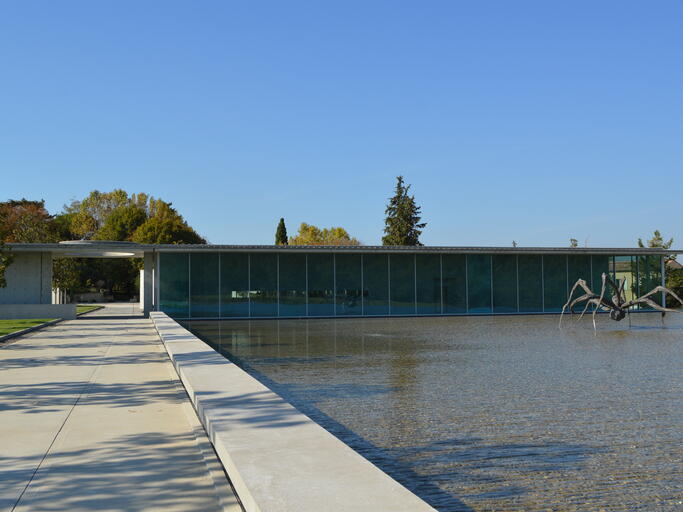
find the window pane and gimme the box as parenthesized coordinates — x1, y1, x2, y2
(390, 254, 415, 315)
(190, 253, 219, 318)
(567, 255, 592, 308)
(363, 254, 389, 315)
(442, 254, 466, 314)
(649, 255, 662, 306)
(250, 253, 277, 317)
(220, 253, 249, 317)
(591, 255, 611, 294)
(492, 255, 517, 313)
(279, 253, 306, 317)
(518, 255, 543, 312)
(416, 254, 441, 314)
(308, 253, 334, 316)
(335, 254, 362, 316)
(637, 255, 662, 308)
(467, 254, 492, 313)
(159, 253, 189, 318)
(543, 255, 567, 312)
(614, 256, 637, 304)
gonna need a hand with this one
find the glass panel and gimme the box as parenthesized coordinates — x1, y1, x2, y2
(637, 255, 662, 308)
(250, 253, 278, 317)
(518, 255, 543, 312)
(308, 253, 334, 316)
(591, 255, 611, 295)
(614, 256, 637, 304)
(543, 255, 567, 312)
(335, 254, 362, 316)
(190, 253, 219, 318)
(649, 255, 663, 306)
(567, 255, 592, 307)
(159, 253, 189, 318)
(492, 255, 517, 313)
(467, 254, 492, 313)
(363, 254, 389, 315)
(390, 254, 415, 315)
(416, 254, 441, 314)
(442, 254, 466, 314)
(220, 253, 249, 317)
(278, 253, 307, 317)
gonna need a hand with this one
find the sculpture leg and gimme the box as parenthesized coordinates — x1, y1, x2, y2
(593, 273, 607, 331)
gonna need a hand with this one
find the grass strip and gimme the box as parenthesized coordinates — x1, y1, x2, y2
(0, 319, 54, 336)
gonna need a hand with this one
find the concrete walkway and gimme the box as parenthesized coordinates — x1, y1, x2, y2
(0, 305, 240, 512)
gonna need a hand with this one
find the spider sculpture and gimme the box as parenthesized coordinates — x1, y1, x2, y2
(560, 272, 683, 329)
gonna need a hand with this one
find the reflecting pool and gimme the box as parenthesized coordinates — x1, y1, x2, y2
(182, 314, 683, 511)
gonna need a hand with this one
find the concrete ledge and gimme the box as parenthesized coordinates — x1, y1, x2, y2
(151, 312, 436, 512)
(0, 318, 63, 344)
(0, 304, 76, 320)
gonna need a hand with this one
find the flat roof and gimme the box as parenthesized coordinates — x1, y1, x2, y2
(4, 241, 679, 257)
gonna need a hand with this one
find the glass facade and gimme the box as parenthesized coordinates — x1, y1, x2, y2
(158, 251, 663, 319)
(416, 254, 441, 314)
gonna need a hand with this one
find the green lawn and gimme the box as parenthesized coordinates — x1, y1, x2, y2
(0, 319, 54, 337)
(77, 305, 101, 315)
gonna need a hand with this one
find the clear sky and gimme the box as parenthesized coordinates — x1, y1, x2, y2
(2, 1, 682, 248)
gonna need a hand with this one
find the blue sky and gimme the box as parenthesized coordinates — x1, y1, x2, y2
(2, 1, 682, 247)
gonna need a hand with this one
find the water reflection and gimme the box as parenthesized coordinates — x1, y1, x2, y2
(183, 314, 683, 511)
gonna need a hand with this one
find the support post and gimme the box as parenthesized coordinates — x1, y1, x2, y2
(143, 250, 155, 317)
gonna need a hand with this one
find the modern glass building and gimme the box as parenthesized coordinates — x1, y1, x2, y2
(156, 247, 666, 319)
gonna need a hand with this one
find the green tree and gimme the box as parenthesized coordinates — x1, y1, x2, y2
(52, 257, 82, 296)
(68, 189, 130, 239)
(132, 199, 205, 244)
(638, 230, 673, 251)
(94, 205, 147, 241)
(637, 230, 680, 307)
(275, 218, 288, 245)
(52, 213, 77, 241)
(569, 238, 578, 248)
(289, 222, 360, 245)
(382, 176, 426, 246)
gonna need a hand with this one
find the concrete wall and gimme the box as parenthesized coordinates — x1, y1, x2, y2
(0, 252, 52, 305)
(151, 312, 437, 512)
(0, 304, 76, 319)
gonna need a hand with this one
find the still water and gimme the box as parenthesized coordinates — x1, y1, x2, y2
(182, 314, 683, 511)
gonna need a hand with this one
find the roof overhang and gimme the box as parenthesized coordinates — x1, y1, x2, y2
(3, 241, 679, 257)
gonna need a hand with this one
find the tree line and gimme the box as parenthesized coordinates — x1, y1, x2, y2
(0, 190, 204, 299)
(275, 175, 426, 246)
(1, 179, 681, 306)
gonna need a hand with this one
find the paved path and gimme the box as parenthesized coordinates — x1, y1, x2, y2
(0, 305, 240, 512)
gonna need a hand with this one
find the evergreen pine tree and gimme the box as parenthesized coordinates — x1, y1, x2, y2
(382, 176, 426, 246)
(275, 218, 288, 245)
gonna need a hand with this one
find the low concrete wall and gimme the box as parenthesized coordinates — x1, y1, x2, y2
(151, 312, 436, 512)
(0, 304, 77, 320)
(0, 252, 52, 305)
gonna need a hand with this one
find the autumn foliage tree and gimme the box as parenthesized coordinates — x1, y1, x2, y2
(289, 223, 360, 246)
(0, 199, 57, 243)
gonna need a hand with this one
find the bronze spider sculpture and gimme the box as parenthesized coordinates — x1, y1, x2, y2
(560, 272, 683, 329)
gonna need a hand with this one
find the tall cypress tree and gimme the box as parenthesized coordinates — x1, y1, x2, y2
(275, 218, 288, 245)
(382, 176, 426, 246)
